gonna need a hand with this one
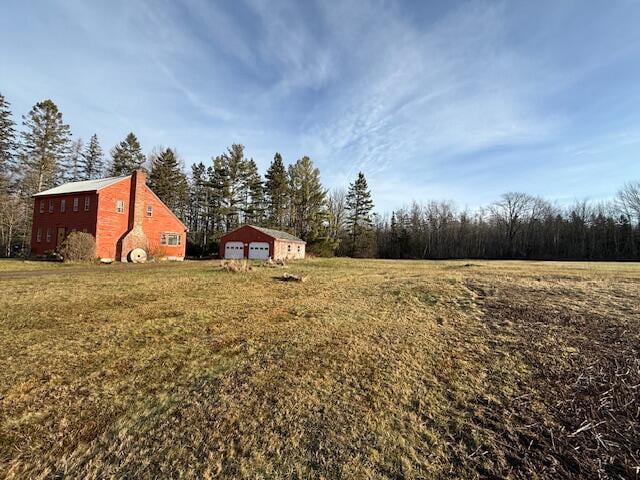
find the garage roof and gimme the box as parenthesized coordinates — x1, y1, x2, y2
(222, 225, 305, 243)
(251, 226, 305, 243)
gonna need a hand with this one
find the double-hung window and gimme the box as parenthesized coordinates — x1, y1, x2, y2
(73, 197, 79, 212)
(160, 233, 181, 246)
(116, 199, 124, 213)
(39, 201, 44, 213)
(146, 205, 153, 217)
(36, 228, 42, 242)
(60, 199, 66, 213)
(48, 200, 54, 213)
(46, 228, 51, 243)
(84, 196, 90, 211)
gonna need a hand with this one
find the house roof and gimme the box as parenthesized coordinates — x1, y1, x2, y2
(32, 176, 128, 197)
(223, 225, 306, 243)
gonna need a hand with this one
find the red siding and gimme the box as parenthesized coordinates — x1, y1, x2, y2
(219, 226, 275, 258)
(30, 171, 187, 261)
(95, 177, 131, 259)
(219, 225, 305, 260)
(30, 193, 98, 255)
(141, 187, 187, 259)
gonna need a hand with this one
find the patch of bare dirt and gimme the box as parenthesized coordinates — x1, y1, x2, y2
(462, 279, 640, 479)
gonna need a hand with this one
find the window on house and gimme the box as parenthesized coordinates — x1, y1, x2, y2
(46, 228, 51, 243)
(73, 197, 79, 212)
(39, 200, 44, 213)
(60, 199, 66, 213)
(287, 244, 291, 252)
(160, 233, 181, 246)
(146, 205, 153, 217)
(297, 245, 301, 252)
(48, 200, 54, 213)
(116, 199, 124, 213)
(84, 196, 90, 211)
(36, 228, 42, 242)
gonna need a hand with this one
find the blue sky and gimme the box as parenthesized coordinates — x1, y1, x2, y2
(2, 0, 640, 211)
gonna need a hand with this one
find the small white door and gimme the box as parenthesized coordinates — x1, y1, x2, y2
(248, 242, 270, 260)
(224, 241, 244, 259)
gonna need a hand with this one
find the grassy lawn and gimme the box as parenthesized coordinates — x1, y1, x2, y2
(1, 258, 639, 478)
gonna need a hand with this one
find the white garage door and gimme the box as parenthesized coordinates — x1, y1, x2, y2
(248, 242, 270, 260)
(224, 241, 244, 259)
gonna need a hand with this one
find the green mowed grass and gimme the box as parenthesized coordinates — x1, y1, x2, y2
(1, 258, 639, 478)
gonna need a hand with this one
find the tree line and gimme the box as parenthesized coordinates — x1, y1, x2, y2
(1, 92, 638, 259)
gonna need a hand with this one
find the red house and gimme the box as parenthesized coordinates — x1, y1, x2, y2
(219, 225, 306, 260)
(31, 170, 187, 262)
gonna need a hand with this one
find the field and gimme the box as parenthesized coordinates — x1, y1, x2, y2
(1, 258, 639, 479)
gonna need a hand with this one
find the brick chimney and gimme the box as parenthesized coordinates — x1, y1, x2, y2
(120, 170, 149, 261)
(128, 169, 146, 229)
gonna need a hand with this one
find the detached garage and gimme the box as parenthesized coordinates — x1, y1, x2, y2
(219, 225, 306, 260)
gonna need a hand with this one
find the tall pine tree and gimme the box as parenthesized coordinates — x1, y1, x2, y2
(0, 93, 17, 193)
(80, 134, 104, 180)
(148, 147, 188, 220)
(64, 138, 83, 182)
(288, 156, 328, 246)
(0, 93, 20, 256)
(109, 132, 145, 176)
(188, 162, 211, 251)
(17, 99, 71, 194)
(264, 152, 289, 228)
(345, 172, 375, 256)
(0, 94, 18, 194)
(243, 159, 265, 225)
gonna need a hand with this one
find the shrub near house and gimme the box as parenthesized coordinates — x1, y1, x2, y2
(31, 170, 187, 262)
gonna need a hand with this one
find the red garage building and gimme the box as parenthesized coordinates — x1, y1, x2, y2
(220, 225, 306, 260)
(31, 170, 187, 262)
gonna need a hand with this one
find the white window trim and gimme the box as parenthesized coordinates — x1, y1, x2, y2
(84, 196, 90, 211)
(48, 200, 54, 213)
(160, 232, 181, 246)
(73, 197, 79, 212)
(146, 205, 153, 217)
(36, 228, 42, 242)
(39, 201, 44, 213)
(46, 228, 51, 243)
(60, 199, 66, 213)
(116, 199, 125, 214)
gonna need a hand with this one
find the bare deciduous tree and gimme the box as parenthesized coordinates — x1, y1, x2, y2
(327, 188, 346, 244)
(489, 192, 534, 256)
(617, 181, 640, 226)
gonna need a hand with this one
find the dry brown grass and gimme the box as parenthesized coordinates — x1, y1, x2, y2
(221, 259, 253, 273)
(0, 258, 639, 478)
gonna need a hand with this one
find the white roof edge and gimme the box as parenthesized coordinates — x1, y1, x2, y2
(32, 175, 129, 197)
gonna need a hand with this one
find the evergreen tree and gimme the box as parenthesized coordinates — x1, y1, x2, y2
(80, 134, 104, 180)
(210, 144, 250, 231)
(345, 172, 375, 256)
(189, 162, 211, 251)
(109, 132, 145, 176)
(208, 155, 227, 233)
(288, 156, 328, 245)
(148, 148, 188, 218)
(17, 99, 71, 194)
(0, 93, 17, 193)
(64, 138, 84, 182)
(243, 159, 265, 225)
(264, 153, 289, 228)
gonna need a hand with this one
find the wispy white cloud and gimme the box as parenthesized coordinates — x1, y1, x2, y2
(2, 0, 639, 210)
